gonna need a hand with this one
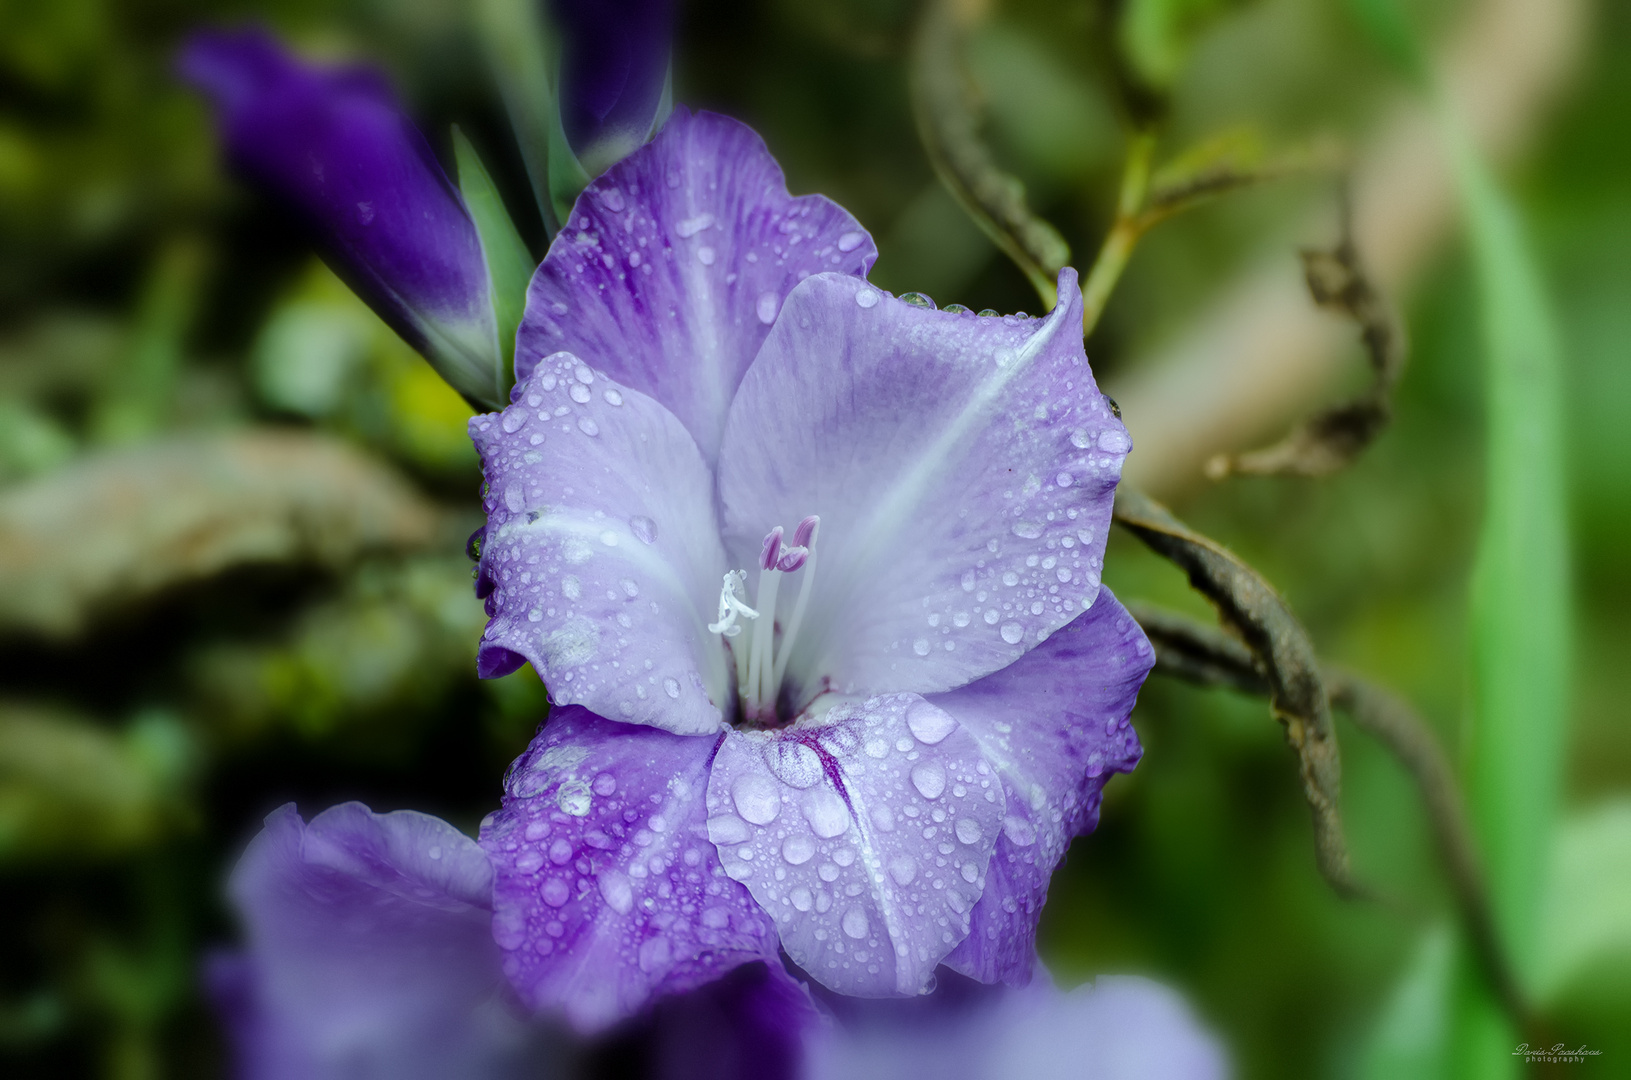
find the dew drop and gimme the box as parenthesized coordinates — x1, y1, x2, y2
(907, 701, 957, 746)
(541, 877, 570, 907)
(675, 213, 715, 238)
(598, 871, 634, 914)
(961, 862, 980, 884)
(549, 837, 574, 864)
(842, 908, 870, 940)
(1000, 622, 1024, 645)
(913, 638, 930, 656)
(837, 230, 866, 252)
(1070, 429, 1092, 449)
(573, 365, 594, 385)
(911, 762, 947, 799)
(1098, 429, 1132, 453)
(1011, 521, 1043, 539)
(592, 773, 617, 796)
(664, 677, 681, 699)
(802, 789, 851, 838)
(899, 291, 935, 309)
(757, 291, 780, 325)
(603, 389, 624, 406)
(502, 410, 526, 433)
(503, 483, 525, 513)
(955, 818, 982, 845)
(782, 834, 816, 866)
(790, 886, 813, 911)
(855, 289, 880, 309)
(557, 780, 592, 816)
(1002, 815, 1037, 846)
(888, 854, 918, 886)
(569, 383, 591, 404)
(630, 516, 658, 544)
(708, 815, 751, 844)
(577, 416, 600, 436)
(732, 773, 782, 825)
(1055, 472, 1073, 488)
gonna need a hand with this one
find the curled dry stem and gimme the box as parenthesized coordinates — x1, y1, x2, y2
(1127, 601, 1534, 1033)
(909, 0, 1070, 309)
(1206, 183, 1407, 479)
(1111, 486, 1364, 898)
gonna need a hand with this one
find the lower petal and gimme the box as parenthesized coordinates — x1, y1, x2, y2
(481, 706, 780, 1032)
(706, 694, 1006, 997)
(932, 587, 1152, 985)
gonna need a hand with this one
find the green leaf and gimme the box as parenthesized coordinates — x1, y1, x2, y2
(475, 0, 559, 238)
(454, 127, 536, 398)
(1342, 0, 1430, 87)
(1450, 109, 1572, 1074)
(1361, 924, 1454, 1080)
(1534, 799, 1631, 1006)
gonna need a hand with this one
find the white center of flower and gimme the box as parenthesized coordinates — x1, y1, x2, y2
(709, 515, 820, 724)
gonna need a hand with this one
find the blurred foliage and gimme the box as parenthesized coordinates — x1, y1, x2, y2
(0, 0, 1626, 1077)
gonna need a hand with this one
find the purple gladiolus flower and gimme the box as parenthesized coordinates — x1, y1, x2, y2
(468, 107, 1154, 1025)
(180, 29, 508, 407)
(211, 802, 1228, 1079)
(550, 0, 675, 176)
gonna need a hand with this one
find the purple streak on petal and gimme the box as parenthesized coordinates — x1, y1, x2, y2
(179, 29, 499, 404)
(706, 694, 1005, 997)
(481, 706, 780, 1033)
(933, 586, 1151, 985)
(215, 803, 550, 1079)
(810, 967, 1228, 1080)
(550, 0, 674, 169)
(717, 268, 1129, 706)
(515, 109, 878, 463)
(760, 526, 784, 571)
(469, 353, 731, 735)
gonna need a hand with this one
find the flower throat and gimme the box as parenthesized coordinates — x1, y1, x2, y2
(708, 515, 821, 727)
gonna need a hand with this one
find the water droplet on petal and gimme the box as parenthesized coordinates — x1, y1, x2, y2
(1003, 815, 1037, 846)
(764, 741, 823, 789)
(1070, 429, 1092, 449)
(573, 365, 594, 385)
(911, 762, 947, 799)
(503, 483, 525, 513)
(557, 780, 592, 816)
(837, 230, 866, 252)
(757, 291, 780, 325)
(955, 818, 982, 845)
(855, 289, 880, 309)
(1000, 622, 1024, 644)
(542, 877, 570, 906)
(502, 410, 526, 433)
(842, 908, 870, 939)
(782, 834, 816, 865)
(603, 389, 623, 406)
(675, 213, 715, 238)
(913, 638, 930, 656)
(630, 516, 658, 544)
(732, 773, 782, 825)
(802, 789, 850, 838)
(577, 416, 600, 436)
(598, 870, 634, 914)
(888, 854, 918, 886)
(899, 291, 935, 309)
(1012, 521, 1043, 539)
(1098, 429, 1132, 453)
(907, 701, 957, 745)
(664, 677, 681, 699)
(569, 383, 591, 403)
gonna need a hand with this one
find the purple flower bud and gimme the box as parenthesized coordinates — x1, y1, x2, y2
(550, 0, 675, 175)
(179, 28, 506, 407)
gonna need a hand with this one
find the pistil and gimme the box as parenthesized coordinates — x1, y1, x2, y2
(712, 515, 821, 725)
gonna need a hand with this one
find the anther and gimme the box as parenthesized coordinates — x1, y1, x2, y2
(759, 526, 784, 571)
(707, 570, 759, 637)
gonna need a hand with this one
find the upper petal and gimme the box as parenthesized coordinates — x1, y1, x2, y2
(515, 108, 878, 464)
(219, 803, 548, 1079)
(471, 351, 730, 734)
(717, 270, 1129, 704)
(480, 706, 780, 1033)
(706, 694, 1005, 997)
(179, 30, 502, 407)
(933, 587, 1151, 985)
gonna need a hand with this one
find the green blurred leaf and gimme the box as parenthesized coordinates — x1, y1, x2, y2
(454, 127, 535, 392)
(1342, 0, 1430, 87)
(0, 398, 75, 481)
(90, 238, 207, 445)
(1534, 799, 1631, 1006)
(1452, 111, 1572, 1073)
(0, 705, 194, 861)
(1362, 924, 1453, 1080)
(475, 0, 559, 236)
(1118, 0, 1246, 91)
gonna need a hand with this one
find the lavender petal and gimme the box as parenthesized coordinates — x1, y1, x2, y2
(470, 353, 730, 735)
(706, 694, 1005, 997)
(516, 108, 877, 464)
(717, 268, 1130, 706)
(482, 706, 780, 1033)
(934, 586, 1152, 985)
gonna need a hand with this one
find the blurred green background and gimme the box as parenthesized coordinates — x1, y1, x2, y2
(0, 0, 1625, 1076)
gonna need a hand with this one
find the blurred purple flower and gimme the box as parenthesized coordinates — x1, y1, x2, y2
(467, 107, 1153, 1026)
(550, 0, 675, 176)
(179, 29, 508, 407)
(212, 802, 1227, 1080)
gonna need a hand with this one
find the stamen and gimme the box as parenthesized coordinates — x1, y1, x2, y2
(772, 516, 820, 690)
(745, 568, 781, 719)
(759, 526, 783, 571)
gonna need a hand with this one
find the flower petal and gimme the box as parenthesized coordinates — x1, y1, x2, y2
(481, 706, 780, 1032)
(217, 803, 545, 1079)
(706, 694, 1005, 997)
(471, 352, 730, 734)
(515, 108, 878, 464)
(933, 587, 1151, 985)
(717, 269, 1130, 706)
(179, 30, 503, 407)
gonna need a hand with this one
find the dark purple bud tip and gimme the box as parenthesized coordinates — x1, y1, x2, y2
(179, 27, 504, 407)
(550, 0, 675, 174)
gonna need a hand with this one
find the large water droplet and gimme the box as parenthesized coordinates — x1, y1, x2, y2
(855, 289, 880, 309)
(955, 818, 982, 845)
(542, 877, 570, 907)
(802, 789, 850, 838)
(557, 780, 592, 816)
(502, 409, 526, 433)
(1002, 815, 1037, 846)
(911, 762, 947, 799)
(598, 187, 626, 212)
(907, 701, 957, 745)
(577, 416, 600, 436)
(899, 292, 935, 309)
(888, 854, 918, 886)
(569, 383, 591, 404)
(756, 291, 780, 325)
(913, 638, 930, 656)
(765, 741, 822, 789)
(1070, 428, 1092, 449)
(548, 837, 574, 864)
(708, 815, 751, 844)
(598, 870, 634, 914)
(732, 773, 782, 825)
(791, 886, 814, 911)
(842, 907, 870, 939)
(663, 677, 681, 699)
(638, 935, 671, 973)
(782, 834, 816, 865)
(630, 516, 658, 544)
(837, 230, 866, 252)
(503, 483, 525, 513)
(1011, 521, 1043, 539)
(1098, 429, 1132, 453)
(675, 213, 715, 238)
(1000, 622, 1025, 645)
(603, 389, 623, 406)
